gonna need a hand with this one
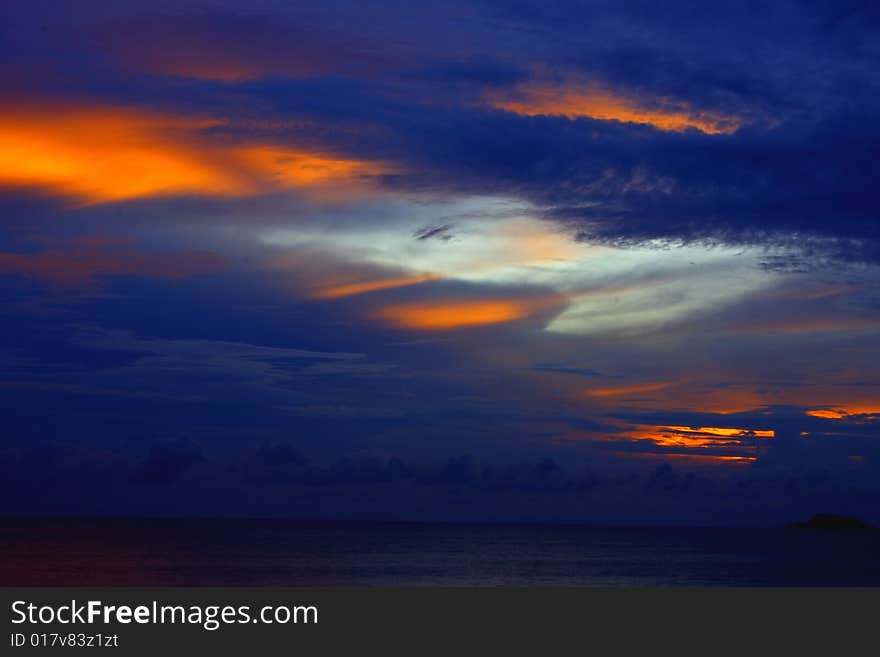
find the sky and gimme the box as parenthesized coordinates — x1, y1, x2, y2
(1, 0, 879, 526)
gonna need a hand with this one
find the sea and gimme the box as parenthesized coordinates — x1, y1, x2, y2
(2, 517, 879, 586)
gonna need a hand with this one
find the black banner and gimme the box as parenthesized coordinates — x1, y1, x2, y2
(2, 588, 877, 654)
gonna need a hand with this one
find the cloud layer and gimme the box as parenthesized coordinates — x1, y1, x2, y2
(0, 0, 878, 524)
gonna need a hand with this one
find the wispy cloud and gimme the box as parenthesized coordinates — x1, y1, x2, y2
(490, 81, 742, 134)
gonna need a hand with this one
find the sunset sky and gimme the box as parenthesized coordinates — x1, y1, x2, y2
(1, 1, 878, 526)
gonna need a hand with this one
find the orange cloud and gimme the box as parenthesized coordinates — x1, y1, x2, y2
(0, 105, 234, 203)
(312, 274, 438, 300)
(634, 385, 766, 415)
(377, 300, 528, 330)
(807, 409, 846, 419)
(237, 146, 385, 189)
(806, 406, 880, 419)
(584, 382, 672, 398)
(577, 377, 767, 414)
(560, 423, 763, 464)
(727, 316, 880, 335)
(652, 426, 774, 441)
(490, 83, 740, 134)
(663, 389, 880, 418)
(0, 241, 224, 285)
(626, 424, 773, 460)
(619, 452, 755, 464)
(0, 102, 387, 204)
(375, 296, 563, 330)
(575, 362, 879, 417)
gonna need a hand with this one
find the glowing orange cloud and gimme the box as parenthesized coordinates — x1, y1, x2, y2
(559, 425, 762, 465)
(237, 146, 384, 189)
(377, 300, 528, 330)
(573, 364, 880, 417)
(629, 424, 772, 456)
(806, 406, 880, 419)
(584, 382, 672, 398)
(375, 296, 563, 330)
(576, 377, 765, 414)
(490, 83, 740, 135)
(312, 274, 438, 300)
(656, 426, 774, 440)
(807, 409, 846, 419)
(0, 102, 387, 204)
(0, 106, 235, 203)
(619, 452, 755, 464)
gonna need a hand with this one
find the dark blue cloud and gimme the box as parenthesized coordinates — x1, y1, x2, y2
(3, 437, 880, 525)
(129, 440, 203, 486)
(257, 442, 309, 467)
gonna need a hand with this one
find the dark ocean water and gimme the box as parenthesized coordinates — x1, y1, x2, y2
(2, 518, 880, 586)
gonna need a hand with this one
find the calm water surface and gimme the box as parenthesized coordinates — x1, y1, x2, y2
(2, 518, 879, 586)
